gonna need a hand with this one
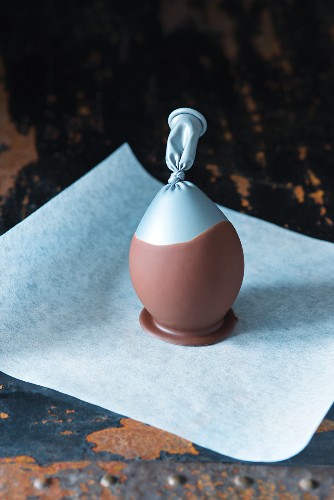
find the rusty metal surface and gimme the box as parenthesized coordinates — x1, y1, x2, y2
(1, 459, 334, 499)
(1, 372, 334, 469)
(0, 0, 334, 496)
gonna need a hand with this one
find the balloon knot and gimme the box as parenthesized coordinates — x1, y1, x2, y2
(168, 171, 185, 185)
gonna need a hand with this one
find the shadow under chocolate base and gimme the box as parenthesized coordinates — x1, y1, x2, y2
(139, 308, 238, 346)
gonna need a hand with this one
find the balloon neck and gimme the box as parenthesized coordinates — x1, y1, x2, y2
(165, 108, 207, 186)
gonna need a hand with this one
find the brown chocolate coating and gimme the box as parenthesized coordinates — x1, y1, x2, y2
(129, 220, 244, 345)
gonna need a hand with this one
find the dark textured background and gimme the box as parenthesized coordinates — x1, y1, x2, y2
(1, 0, 334, 239)
(0, 0, 333, 496)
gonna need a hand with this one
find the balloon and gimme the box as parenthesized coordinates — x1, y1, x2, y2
(129, 108, 244, 346)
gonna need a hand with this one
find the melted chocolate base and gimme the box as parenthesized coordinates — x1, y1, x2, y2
(140, 308, 238, 346)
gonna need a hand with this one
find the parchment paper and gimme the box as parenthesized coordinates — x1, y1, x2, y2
(1, 143, 334, 462)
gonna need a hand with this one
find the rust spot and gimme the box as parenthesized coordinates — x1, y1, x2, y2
(206, 1, 238, 61)
(60, 431, 73, 435)
(240, 199, 249, 209)
(48, 409, 58, 416)
(0, 412, 9, 419)
(251, 114, 261, 123)
(255, 151, 267, 168)
(65, 409, 75, 414)
(253, 124, 264, 133)
(230, 174, 252, 210)
(0, 58, 38, 196)
(0, 457, 104, 498)
(240, 87, 266, 139)
(293, 185, 305, 204)
(78, 104, 91, 116)
(252, 9, 293, 74)
(320, 206, 327, 216)
(241, 84, 251, 96)
(0, 456, 36, 464)
(21, 193, 30, 219)
(87, 418, 199, 459)
(40, 417, 63, 424)
(97, 461, 128, 482)
(309, 189, 325, 205)
(223, 130, 233, 141)
(297, 146, 308, 161)
(253, 9, 282, 59)
(307, 169, 321, 187)
(68, 131, 82, 144)
(206, 163, 222, 182)
(325, 217, 333, 226)
(280, 59, 293, 74)
(219, 117, 233, 142)
(253, 9, 292, 74)
(230, 174, 250, 198)
(244, 94, 257, 113)
(317, 419, 334, 433)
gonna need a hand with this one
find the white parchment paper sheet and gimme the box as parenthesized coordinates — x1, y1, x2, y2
(1, 144, 334, 462)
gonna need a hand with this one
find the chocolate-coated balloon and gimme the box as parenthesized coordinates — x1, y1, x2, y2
(129, 108, 244, 346)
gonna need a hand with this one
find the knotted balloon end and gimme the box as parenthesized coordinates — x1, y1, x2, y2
(168, 170, 186, 186)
